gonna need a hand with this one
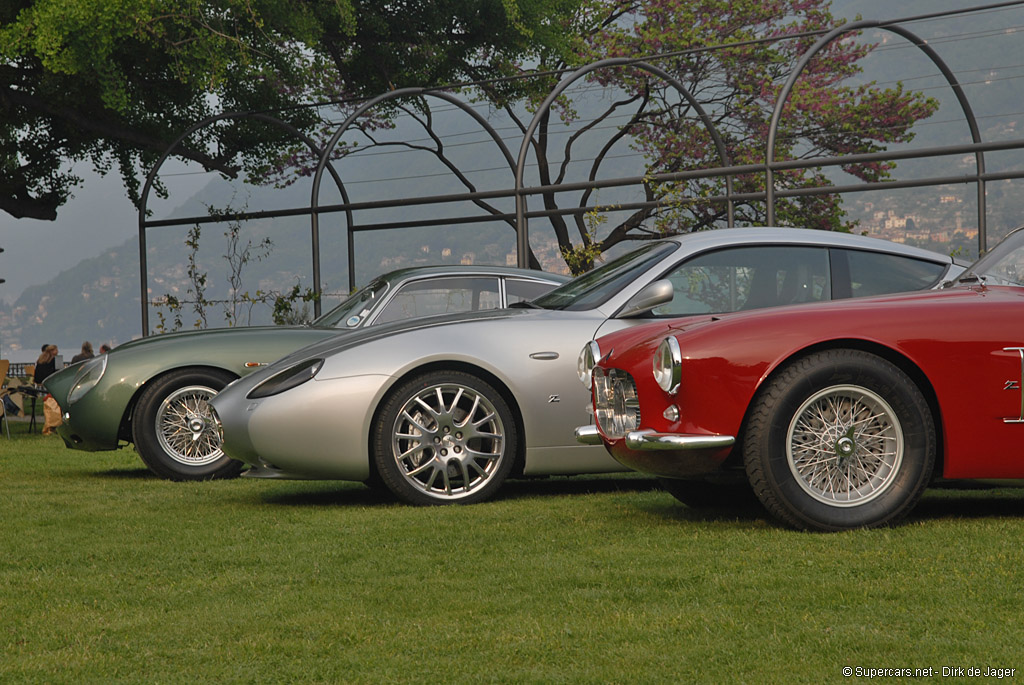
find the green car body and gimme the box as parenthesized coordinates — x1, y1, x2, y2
(45, 325, 334, 451)
(44, 266, 568, 480)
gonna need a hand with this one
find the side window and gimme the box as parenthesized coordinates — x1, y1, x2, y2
(834, 249, 946, 299)
(374, 277, 501, 324)
(652, 245, 831, 317)
(506, 278, 560, 305)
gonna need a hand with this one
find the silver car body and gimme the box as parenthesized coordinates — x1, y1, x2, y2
(210, 227, 966, 491)
(43, 264, 567, 481)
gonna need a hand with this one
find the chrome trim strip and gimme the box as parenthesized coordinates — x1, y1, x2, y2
(624, 429, 735, 451)
(574, 424, 604, 445)
(656, 336, 682, 395)
(1004, 347, 1024, 423)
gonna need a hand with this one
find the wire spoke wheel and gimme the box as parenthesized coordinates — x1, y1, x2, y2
(155, 385, 224, 467)
(390, 382, 506, 500)
(132, 368, 241, 481)
(786, 384, 903, 507)
(744, 350, 935, 531)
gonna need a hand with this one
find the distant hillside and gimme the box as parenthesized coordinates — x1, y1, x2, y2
(0, 208, 545, 355)
(2, 0, 1019, 357)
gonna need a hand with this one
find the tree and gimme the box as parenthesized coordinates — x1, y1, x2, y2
(0, 0, 584, 221)
(477, 0, 939, 272)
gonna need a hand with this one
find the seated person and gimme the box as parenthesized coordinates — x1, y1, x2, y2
(33, 345, 59, 385)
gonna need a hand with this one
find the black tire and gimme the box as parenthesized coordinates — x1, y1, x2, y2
(131, 368, 243, 481)
(372, 370, 518, 505)
(744, 350, 935, 531)
(659, 477, 757, 510)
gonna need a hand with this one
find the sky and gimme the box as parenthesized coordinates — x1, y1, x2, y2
(0, 161, 214, 305)
(0, 0, 1000, 305)
(0, 168, 138, 305)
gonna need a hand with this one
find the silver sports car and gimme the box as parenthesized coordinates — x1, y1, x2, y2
(209, 227, 966, 505)
(43, 265, 567, 481)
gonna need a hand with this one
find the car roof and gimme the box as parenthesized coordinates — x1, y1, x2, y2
(374, 264, 570, 285)
(662, 227, 954, 263)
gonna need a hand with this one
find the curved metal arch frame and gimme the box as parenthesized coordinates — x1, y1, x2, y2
(309, 87, 523, 315)
(138, 112, 351, 334)
(136, 11, 1008, 338)
(514, 57, 735, 266)
(766, 20, 986, 244)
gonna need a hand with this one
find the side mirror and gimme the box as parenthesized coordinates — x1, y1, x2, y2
(617, 279, 674, 318)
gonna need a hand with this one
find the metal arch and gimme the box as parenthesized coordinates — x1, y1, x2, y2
(766, 20, 987, 250)
(514, 57, 736, 266)
(137, 111, 350, 336)
(309, 87, 523, 312)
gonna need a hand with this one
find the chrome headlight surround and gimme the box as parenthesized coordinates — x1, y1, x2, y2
(652, 336, 682, 395)
(67, 355, 108, 405)
(577, 340, 602, 389)
(593, 368, 641, 439)
(247, 358, 324, 399)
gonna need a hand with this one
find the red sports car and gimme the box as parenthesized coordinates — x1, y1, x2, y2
(577, 227, 1024, 531)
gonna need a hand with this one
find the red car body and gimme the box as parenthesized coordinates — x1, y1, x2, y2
(581, 228, 1024, 529)
(597, 286, 1024, 479)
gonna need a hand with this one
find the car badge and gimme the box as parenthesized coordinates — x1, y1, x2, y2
(1002, 347, 1024, 423)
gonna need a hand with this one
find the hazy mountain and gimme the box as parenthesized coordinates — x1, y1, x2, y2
(2, 0, 1019, 359)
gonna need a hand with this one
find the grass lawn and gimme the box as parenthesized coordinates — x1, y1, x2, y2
(3, 422, 1024, 683)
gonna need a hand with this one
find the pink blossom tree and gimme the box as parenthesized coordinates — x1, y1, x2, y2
(490, 0, 939, 272)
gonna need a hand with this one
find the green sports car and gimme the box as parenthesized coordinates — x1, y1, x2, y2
(43, 265, 568, 481)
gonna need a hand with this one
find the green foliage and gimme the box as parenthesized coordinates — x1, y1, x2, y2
(0, 0, 584, 221)
(271, 283, 319, 325)
(3, 436, 1024, 681)
(561, 203, 613, 274)
(151, 206, 313, 332)
(0, 0, 339, 219)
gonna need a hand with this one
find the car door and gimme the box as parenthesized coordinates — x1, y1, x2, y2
(647, 245, 833, 317)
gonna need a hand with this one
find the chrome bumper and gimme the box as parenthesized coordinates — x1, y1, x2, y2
(625, 429, 735, 451)
(576, 425, 734, 451)
(574, 424, 603, 445)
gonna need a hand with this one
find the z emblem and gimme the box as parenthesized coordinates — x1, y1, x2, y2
(548, 395, 560, 403)
(1003, 347, 1024, 423)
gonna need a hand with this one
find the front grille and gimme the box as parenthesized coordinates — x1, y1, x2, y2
(593, 368, 641, 439)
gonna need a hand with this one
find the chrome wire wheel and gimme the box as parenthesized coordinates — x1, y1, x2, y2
(786, 384, 903, 507)
(155, 385, 224, 467)
(390, 382, 506, 501)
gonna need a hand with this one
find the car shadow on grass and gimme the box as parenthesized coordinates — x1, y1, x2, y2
(637, 496, 772, 528)
(637, 485, 1024, 530)
(493, 474, 661, 500)
(908, 486, 1024, 524)
(90, 467, 157, 479)
(258, 475, 661, 508)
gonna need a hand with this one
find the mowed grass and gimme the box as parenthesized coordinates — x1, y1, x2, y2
(3, 424, 1024, 683)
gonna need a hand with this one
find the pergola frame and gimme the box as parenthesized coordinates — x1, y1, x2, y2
(137, 3, 1022, 335)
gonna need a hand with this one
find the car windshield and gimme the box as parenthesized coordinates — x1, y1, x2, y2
(533, 242, 679, 311)
(311, 279, 389, 328)
(960, 228, 1024, 287)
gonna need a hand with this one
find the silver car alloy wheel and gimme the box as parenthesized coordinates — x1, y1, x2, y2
(390, 382, 506, 500)
(785, 384, 904, 507)
(155, 384, 224, 467)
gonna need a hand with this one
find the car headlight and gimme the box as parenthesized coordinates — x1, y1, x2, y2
(577, 340, 601, 389)
(593, 368, 641, 438)
(67, 355, 108, 405)
(247, 358, 324, 399)
(652, 336, 681, 395)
